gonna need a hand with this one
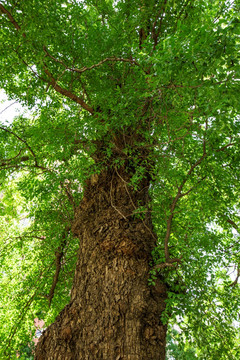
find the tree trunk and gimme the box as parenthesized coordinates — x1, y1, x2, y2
(35, 165, 168, 360)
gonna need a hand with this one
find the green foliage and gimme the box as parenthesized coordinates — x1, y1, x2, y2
(0, 0, 239, 358)
(166, 328, 198, 360)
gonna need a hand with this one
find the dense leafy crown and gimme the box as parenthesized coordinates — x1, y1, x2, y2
(0, 0, 239, 358)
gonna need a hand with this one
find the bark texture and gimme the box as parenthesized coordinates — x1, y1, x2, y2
(35, 165, 167, 360)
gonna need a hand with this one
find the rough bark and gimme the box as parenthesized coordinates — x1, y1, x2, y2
(35, 164, 168, 360)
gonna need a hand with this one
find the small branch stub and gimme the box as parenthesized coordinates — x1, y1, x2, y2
(155, 257, 182, 270)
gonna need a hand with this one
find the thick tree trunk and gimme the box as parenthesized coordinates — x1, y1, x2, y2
(35, 166, 168, 360)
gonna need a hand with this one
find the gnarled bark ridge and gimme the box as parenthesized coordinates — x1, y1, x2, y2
(35, 166, 167, 360)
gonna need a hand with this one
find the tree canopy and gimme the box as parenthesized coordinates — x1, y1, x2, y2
(0, 0, 240, 359)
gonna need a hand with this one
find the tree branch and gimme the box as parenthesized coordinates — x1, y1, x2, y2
(0, 101, 18, 115)
(61, 180, 77, 211)
(152, 0, 168, 49)
(0, 126, 54, 172)
(164, 153, 207, 261)
(227, 218, 239, 232)
(47, 248, 63, 307)
(70, 57, 140, 74)
(215, 142, 235, 152)
(0, 125, 39, 166)
(1, 3, 94, 114)
(180, 176, 207, 198)
(0, 155, 30, 167)
(0, 3, 26, 37)
(162, 135, 237, 263)
(155, 257, 182, 270)
(43, 46, 140, 73)
(229, 265, 240, 287)
(43, 66, 94, 113)
(45, 229, 69, 306)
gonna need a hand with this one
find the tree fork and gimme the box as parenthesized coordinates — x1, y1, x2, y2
(35, 164, 168, 359)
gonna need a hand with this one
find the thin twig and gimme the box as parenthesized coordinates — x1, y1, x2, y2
(0, 101, 18, 115)
(229, 265, 240, 287)
(164, 153, 207, 261)
(0, 125, 38, 166)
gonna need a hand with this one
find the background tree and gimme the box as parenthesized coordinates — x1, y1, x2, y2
(0, 0, 239, 359)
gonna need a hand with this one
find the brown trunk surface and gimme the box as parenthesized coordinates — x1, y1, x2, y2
(35, 166, 167, 360)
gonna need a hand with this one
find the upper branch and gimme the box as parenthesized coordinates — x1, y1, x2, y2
(0, 3, 94, 114)
(151, 0, 168, 49)
(43, 46, 140, 74)
(70, 57, 140, 73)
(0, 3, 26, 37)
(43, 66, 94, 113)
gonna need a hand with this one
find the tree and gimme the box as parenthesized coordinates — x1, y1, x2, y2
(0, 0, 239, 358)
